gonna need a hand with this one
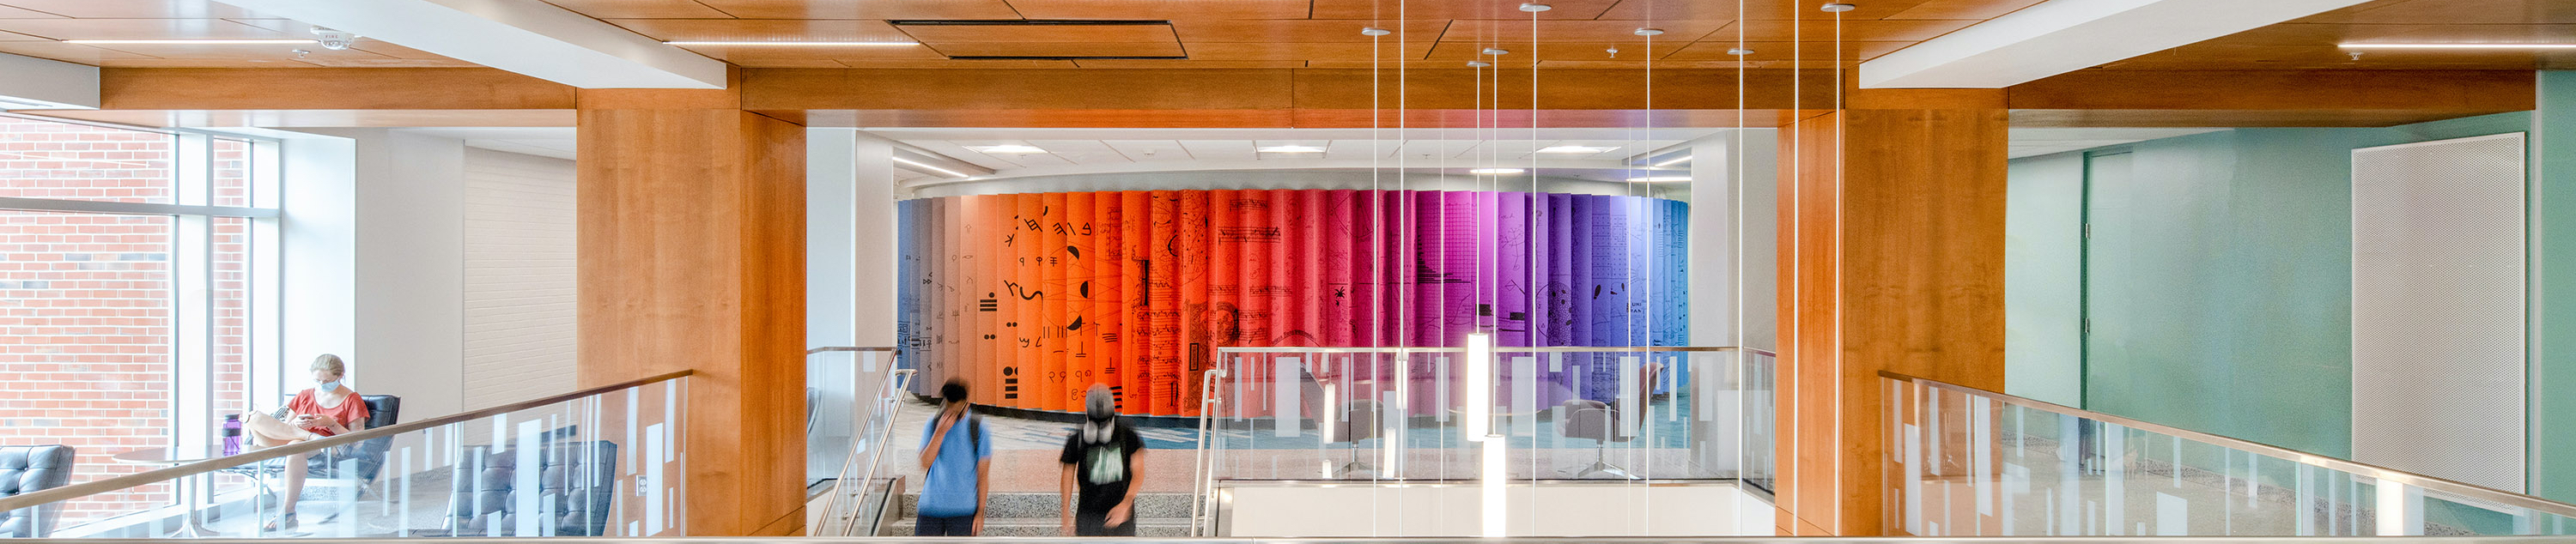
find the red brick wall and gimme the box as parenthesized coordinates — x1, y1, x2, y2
(0, 118, 260, 524)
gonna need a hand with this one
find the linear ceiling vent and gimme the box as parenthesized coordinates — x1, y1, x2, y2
(889, 20, 1188, 61)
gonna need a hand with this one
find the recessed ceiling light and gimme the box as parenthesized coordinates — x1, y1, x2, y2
(1257, 145, 1326, 153)
(2338, 43, 2576, 49)
(664, 41, 918, 46)
(1469, 167, 1526, 175)
(1627, 176, 1690, 182)
(969, 144, 1048, 154)
(1537, 145, 1616, 154)
(65, 39, 314, 44)
(1653, 155, 1692, 166)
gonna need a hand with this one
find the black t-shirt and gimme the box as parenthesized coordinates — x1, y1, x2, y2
(1058, 420, 1145, 517)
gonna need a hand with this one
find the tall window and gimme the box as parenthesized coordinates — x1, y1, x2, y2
(0, 115, 278, 525)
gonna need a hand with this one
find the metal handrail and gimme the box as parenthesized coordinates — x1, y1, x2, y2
(811, 345, 910, 536)
(0, 369, 693, 512)
(1189, 366, 1228, 536)
(1882, 371, 2576, 520)
(842, 367, 917, 535)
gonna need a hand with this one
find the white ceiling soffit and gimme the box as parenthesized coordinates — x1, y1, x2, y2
(211, 0, 726, 88)
(1858, 0, 2375, 88)
(2006, 127, 2226, 158)
(0, 53, 98, 109)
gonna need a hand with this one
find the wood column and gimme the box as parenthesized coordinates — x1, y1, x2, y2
(575, 81, 808, 535)
(1773, 88, 2008, 536)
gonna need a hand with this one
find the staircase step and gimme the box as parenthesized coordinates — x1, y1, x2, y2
(885, 518, 1194, 537)
(899, 492, 1194, 519)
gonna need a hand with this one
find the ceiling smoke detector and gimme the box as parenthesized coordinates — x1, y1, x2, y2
(309, 27, 357, 50)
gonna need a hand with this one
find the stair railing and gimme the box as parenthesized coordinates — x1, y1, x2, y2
(1189, 366, 1228, 536)
(817, 361, 914, 536)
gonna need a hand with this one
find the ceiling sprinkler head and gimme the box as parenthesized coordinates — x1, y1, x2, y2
(1360, 27, 1391, 36)
(1518, 3, 1552, 11)
(1820, 3, 1857, 12)
(1633, 28, 1665, 36)
(1481, 47, 1510, 56)
(1727, 47, 1755, 56)
(1606, 47, 1619, 57)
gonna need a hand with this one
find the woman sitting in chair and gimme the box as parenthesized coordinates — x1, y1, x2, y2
(240, 354, 370, 531)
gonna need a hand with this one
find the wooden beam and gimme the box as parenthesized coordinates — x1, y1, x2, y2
(99, 68, 574, 111)
(1777, 88, 2009, 536)
(575, 88, 806, 536)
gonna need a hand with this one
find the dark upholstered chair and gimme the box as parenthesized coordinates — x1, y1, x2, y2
(0, 444, 75, 538)
(308, 396, 402, 487)
(447, 441, 619, 536)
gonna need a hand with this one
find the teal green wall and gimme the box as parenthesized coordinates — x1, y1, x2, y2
(2057, 113, 2531, 459)
(2537, 70, 2576, 503)
(2004, 152, 2085, 406)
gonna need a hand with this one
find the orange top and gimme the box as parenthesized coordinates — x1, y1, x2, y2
(287, 388, 370, 437)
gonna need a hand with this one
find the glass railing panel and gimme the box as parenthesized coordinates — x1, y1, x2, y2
(1204, 347, 1774, 484)
(0, 373, 690, 539)
(808, 346, 911, 537)
(807, 348, 901, 485)
(1886, 373, 2576, 537)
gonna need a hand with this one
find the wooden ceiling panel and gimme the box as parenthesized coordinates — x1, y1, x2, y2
(0, 18, 292, 40)
(606, 18, 916, 42)
(1170, 19, 1449, 43)
(1424, 40, 1682, 63)
(1536, 59, 1851, 69)
(2295, 0, 2576, 24)
(1666, 40, 1914, 60)
(1184, 41, 1433, 61)
(1882, 0, 2046, 20)
(896, 22, 1176, 43)
(1716, 19, 1977, 41)
(727, 58, 848, 68)
(691, 0, 1024, 20)
(927, 41, 1186, 57)
(1310, 0, 1623, 21)
(0, 0, 264, 19)
(1074, 59, 1307, 68)
(0, 41, 155, 63)
(1004, 0, 1311, 20)
(541, 0, 734, 19)
(1595, 0, 1935, 21)
(1439, 19, 1729, 43)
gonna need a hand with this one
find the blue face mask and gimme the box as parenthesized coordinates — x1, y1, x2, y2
(315, 380, 341, 392)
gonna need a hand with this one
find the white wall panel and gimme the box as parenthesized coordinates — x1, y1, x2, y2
(461, 148, 579, 409)
(2350, 132, 2528, 492)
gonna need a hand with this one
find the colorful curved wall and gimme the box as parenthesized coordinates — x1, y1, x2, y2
(896, 190, 1687, 415)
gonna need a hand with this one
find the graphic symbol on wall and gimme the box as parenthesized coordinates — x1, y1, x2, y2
(979, 293, 999, 312)
(1003, 366, 1019, 399)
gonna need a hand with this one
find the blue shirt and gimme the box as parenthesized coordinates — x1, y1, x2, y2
(916, 414, 993, 517)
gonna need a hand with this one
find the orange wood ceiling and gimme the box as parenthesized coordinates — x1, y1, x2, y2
(0, 0, 2565, 72)
(576, 0, 2043, 69)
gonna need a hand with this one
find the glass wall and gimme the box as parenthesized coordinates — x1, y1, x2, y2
(0, 114, 279, 530)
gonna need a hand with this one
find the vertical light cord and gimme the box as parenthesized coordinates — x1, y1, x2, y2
(1731, 0, 1751, 489)
(1788, 0, 1810, 512)
(1829, 3, 1848, 507)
